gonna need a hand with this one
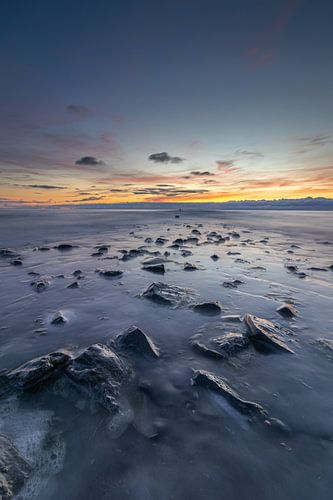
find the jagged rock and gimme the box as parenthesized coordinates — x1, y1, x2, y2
(192, 370, 267, 418)
(276, 303, 297, 318)
(117, 326, 160, 358)
(191, 340, 224, 359)
(143, 264, 165, 274)
(0, 434, 32, 499)
(99, 270, 123, 278)
(184, 262, 198, 271)
(193, 302, 221, 316)
(222, 279, 243, 289)
(211, 254, 219, 261)
(54, 244, 76, 251)
(51, 311, 67, 324)
(243, 314, 294, 354)
(67, 281, 79, 289)
(211, 332, 249, 356)
(30, 277, 49, 292)
(66, 344, 130, 413)
(0, 352, 71, 396)
(142, 282, 195, 306)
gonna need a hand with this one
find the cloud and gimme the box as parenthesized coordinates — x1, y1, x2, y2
(75, 156, 106, 166)
(236, 150, 264, 158)
(16, 184, 66, 190)
(296, 134, 332, 153)
(190, 171, 215, 176)
(131, 187, 209, 198)
(66, 104, 92, 119)
(148, 152, 184, 164)
(69, 196, 105, 202)
(216, 160, 239, 173)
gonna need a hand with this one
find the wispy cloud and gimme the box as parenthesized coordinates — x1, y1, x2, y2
(216, 160, 239, 173)
(190, 171, 215, 176)
(75, 156, 106, 166)
(295, 134, 332, 154)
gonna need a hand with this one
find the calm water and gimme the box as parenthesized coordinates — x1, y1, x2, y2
(0, 209, 333, 500)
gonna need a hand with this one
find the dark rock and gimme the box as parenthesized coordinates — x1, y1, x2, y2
(285, 264, 298, 273)
(72, 269, 82, 277)
(0, 352, 71, 395)
(227, 251, 241, 256)
(307, 267, 328, 272)
(185, 237, 199, 244)
(0, 434, 32, 499)
(181, 250, 192, 257)
(27, 271, 40, 277)
(155, 237, 168, 245)
(54, 244, 75, 251)
(210, 254, 219, 261)
(193, 302, 221, 316)
(276, 304, 297, 318)
(243, 314, 294, 354)
(191, 229, 201, 235)
(142, 282, 195, 306)
(66, 343, 130, 413)
(10, 259, 23, 266)
(91, 251, 104, 257)
(117, 326, 160, 358)
(0, 248, 19, 258)
(184, 262, 198, 271)
(222, 279, 243, 289)
(30, 277, 49, 292)
(99, 270, 123, 278)
(192, 370, 267, 418)
(120, 249, 145, 261)
(235, 258, 250, 264)
(67, 281, 79, 289)
(38, 246, 50, 251)
(97, 246, 109, 253)
(230, 231, 240, 238)
(51, 311, 67, 324)
(191, 340, 224, 359)
(172, 238, 185, 246)
(143, 264, 165, 274)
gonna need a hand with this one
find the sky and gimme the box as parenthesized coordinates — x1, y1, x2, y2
(0, 0, 333, 206)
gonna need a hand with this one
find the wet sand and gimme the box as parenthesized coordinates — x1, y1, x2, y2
(0, 208, 333, 500)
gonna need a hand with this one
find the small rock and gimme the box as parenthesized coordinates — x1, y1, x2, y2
(143, 264, 165, 274)
(51, 311, 67, 325)
(184, 262, 198, 271)
(117, 326, 160, 358)
(210, 254, 219, 261)
(67, 281, 79, 289)
(99, 270, 123, 278)
(243, 314, 294, 354)
(54, 244, 75, 251)
(276, 303, 297, 318)
(193, 302, 221, 316)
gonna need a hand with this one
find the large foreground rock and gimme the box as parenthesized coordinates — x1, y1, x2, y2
(0, 434, 31, 499)
(117, 326, 160, 358)
(66, 344, 130, 413)
(192, 370, 267, 418)
(142, 282, 195, 306)
(243, 314, 294, 353)
(0, 352, 71, 397)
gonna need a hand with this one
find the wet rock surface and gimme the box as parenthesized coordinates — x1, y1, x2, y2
(0, 434, 32, 499)
(116, 326, 160, 358)
(243, 314, 294, 353)
(142, 282, 195, 306)
(193, 302, 222, 316)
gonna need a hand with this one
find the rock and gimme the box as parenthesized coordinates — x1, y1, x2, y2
(192, 370, 267, 418)
(329, 265, 333, 271)
(317, 338, 333, 354)
(191, 229, 201, 235)
(0, 352, 71, 395)
(193, 302, 221, 316)
(99, 270, 123, 278)
(227, 251, 241, 256)
(155, 237, 168, 245)
(285, 264, 298, 273)
(211, 332, 249, 356)
(0, 434, 32, 499)
(66, 344, 130, 413)
(222, 279, 243, 289)
(30, 277, 49, 292)
(181, 250, 192, 257)
(10, 259, 22, 266)
(91, 251, 104, 257)
(210, 254, 219, 261)
(307, 267, 328, 272)
(276, 303, 297, 318)
(142, 282, 195, 306)
(172, 238, 185, 245)
(0, 249, 19, 258)
(243, 314, 294, 354)
(97, 246, 109, 253)
(27, 271, 39, 277)
(145, 237, 153, 244)
(54, 244, 75, 251)
(37, 246, 50, 251)
(51, 311, 67, 324)
(117, 326, 160, 358)
(120, 249, 145, 261)
(143, 264, 165, 274)
(190, 340, 224, 359)
(185, 237, 199, 244)
(67, 281, 79, 289)
(72, 269, 82, 277)
(230, 231, 240, 238)
(184, 262, 198, 271)
(235, 258, 250, 264)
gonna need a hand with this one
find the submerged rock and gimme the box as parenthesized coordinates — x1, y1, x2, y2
(142, 282, 195, 306)
(184, 262, 198, 271)
(30, 277, 50, 293)
(66, 281, 79, 289)
(276, 303, 297, 318)
(72, 269, 82, 277)
(66, 344, 130, 414)
(155, 237, 168, 245)
(99, 270, 123, 278)
(51, 311, 67, 324)
(54, 244, 76, 251)
(222, 279, 243, 289)
(143, 264, 165, 274)
(0, 248, 19, 258)
(117, 326, 160, 358)
(243, 314, 294, 354)
(190, 339, 224, 359)
(192, 370, 267, 418)
(10, 259, 23, 266)
(193, 302, 221, 316)
(181, 250, 192, 257)
(0, 434, 32, 499)
(0, 352, 71, 396)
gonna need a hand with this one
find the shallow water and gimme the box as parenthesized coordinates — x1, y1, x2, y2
(0, 208, 333, 500)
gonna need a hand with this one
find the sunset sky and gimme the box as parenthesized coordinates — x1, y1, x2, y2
(0, 0, 332, 206)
